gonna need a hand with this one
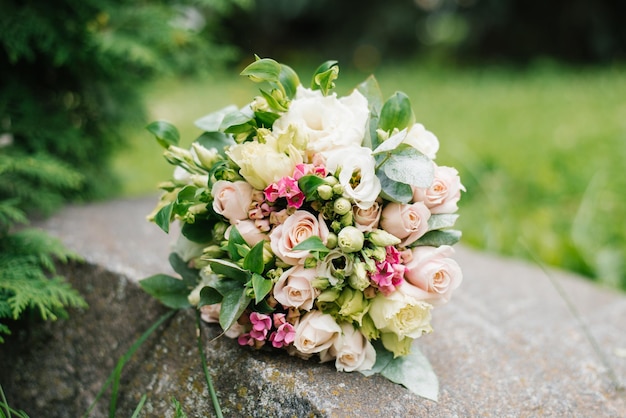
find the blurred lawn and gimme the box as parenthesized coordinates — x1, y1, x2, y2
(113, 61, 626, 290)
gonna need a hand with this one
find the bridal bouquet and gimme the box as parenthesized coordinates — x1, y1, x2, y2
(141, 57, 464, 401)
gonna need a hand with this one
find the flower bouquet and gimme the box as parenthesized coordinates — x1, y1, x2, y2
(141, 57, 464, 401)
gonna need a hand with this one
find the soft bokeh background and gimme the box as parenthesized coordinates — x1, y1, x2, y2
(3, 0, 626, 290)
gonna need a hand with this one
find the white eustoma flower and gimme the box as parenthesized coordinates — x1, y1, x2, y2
(325, 146, 381, 209)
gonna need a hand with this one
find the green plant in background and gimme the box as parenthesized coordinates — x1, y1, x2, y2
(0, 152, 87, 342)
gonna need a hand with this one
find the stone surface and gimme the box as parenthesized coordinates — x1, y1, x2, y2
(1, 196, 625, 417)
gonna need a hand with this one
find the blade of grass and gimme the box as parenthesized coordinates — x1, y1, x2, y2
(195, 311, 223, 418)
(0, 384, 29, 418)
(82, 309, 176, 418)
(130, 394, 147, 418)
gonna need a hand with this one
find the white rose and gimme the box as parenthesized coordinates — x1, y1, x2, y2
(273, 265, 319, 311)
(368, 284, 433, 340)
(273, 86, 369, 155)
(325, 146, 381, 209)
(293, 311, 342, 355)
(226, 135, 302, 190)
(403, 123, 439, 160)
(321, 323, 376, 372)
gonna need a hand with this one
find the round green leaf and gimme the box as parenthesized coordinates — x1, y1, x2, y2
(146, 121, 180, 148)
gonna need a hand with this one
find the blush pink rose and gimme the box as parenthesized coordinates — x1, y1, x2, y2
(353, 199, 382, 232)
(273, 265, 319, 311)
(380, 202, 430, 247)
(403, 245, 462, 305)
(412, 165, 465, 214)
(212, 180, 254, 223)
(269, 210, 329, 265)
(293, 311, 341, 355)
(229, 220, 267, 247)
(320, 323, 376, 372)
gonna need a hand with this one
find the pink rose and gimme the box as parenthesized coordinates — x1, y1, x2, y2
(273, 265, 320, 311)
(269, 210, 329, 265)
(403, 245, 462, 305)
(212, 180, 254, 223)
(293, 311, 341, 355)
(353, 199, 382, 232)
(229, 220, 267, 247)
(380, 202, 430, 247)
(412, 165, 465, 214)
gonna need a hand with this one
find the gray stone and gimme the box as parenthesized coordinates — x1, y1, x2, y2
(1, 196, 624, 417)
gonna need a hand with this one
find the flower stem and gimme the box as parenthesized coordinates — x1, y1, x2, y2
(196, 311, 224, 418)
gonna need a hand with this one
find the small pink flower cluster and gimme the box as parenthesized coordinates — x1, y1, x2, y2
(238, 312, 296, 349)
(370, 246, 406, 296)
(264, 163, 327, 209)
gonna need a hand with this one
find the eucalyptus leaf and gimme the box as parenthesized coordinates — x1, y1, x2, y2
(198, 286, 223, 307)
(208, 259, 251, 283)
(240, 58, 281, 83)
(243, 241, 265, 275)
(427, 214, 459, 231)
(382, 148, 434, 188)
(379, 92, 414, 133)
(146, 121, 180, 148)
(356, 75, 383, 115)
(377, 170, 413, 203)
(411, 229, 462, 247)
(139, 274, 191, 309)
(219, 289, 251, 331)
(251, 273, 273, 304)
(372, 129, 407, 155)
(194, 105, 239, 132)
(154, 203, 173, 233)
(360, 342, 438, 402)
(195, 131, 234, 155)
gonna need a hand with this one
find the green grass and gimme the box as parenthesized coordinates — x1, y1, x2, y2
(113, 61, 626, 290)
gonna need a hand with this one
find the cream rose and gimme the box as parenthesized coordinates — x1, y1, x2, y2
(320, 323, 376, 372)
(403, 123, 439, 160)
(293, 311, 341, 355)
(403, 245, 462, 305)
(353, 199, 382, 232)
(368, 284, 433, 340)
(270, 210, 329, 265)
(325, 146, 381, 209)
(273, 265, 319, 311)
(380, 202, 431, 247)
(226, 135, 302, 190)
(412, 165, 465, 214)
(273, 86, 369, 155)
(212, 180, 253, 223)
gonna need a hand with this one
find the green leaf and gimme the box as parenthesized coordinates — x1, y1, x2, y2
(147, 121, 180, 148)
(427, 214, 459, 231)
(226, 226, 247, 261)
(208, 259, 251, 283)
(253, 298, 275, 314)
(279, 63, 300, 99)
(411, 229, 462, 247)
(219, 111, 254, 132)
(298, 175, 326, 200)
(382, 147, 434, 188)
(357, 75, 383, 115)
(292, 236, 329, 252)
(195, 131, 234, 155)
(168, 252, 200, 287)
(181, 218, 214, 243)
(361, 342, 438, 402)
(140, 274, 191, 309)
(379, 92, 414, 133)
(219, 289, 251, 331)
(194, 105, 239, 132)
(377, 170, 413, 203)
(198, 286, 223, 307)
(154, 203, 173, 233)
(251, 273, 273, 304)
(210, 277, 243, 296)
(254, 110, 281, 128)
(240, 58, 281, 83)
(311, 60, 339, 95)
(243, 241, 265, 275)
